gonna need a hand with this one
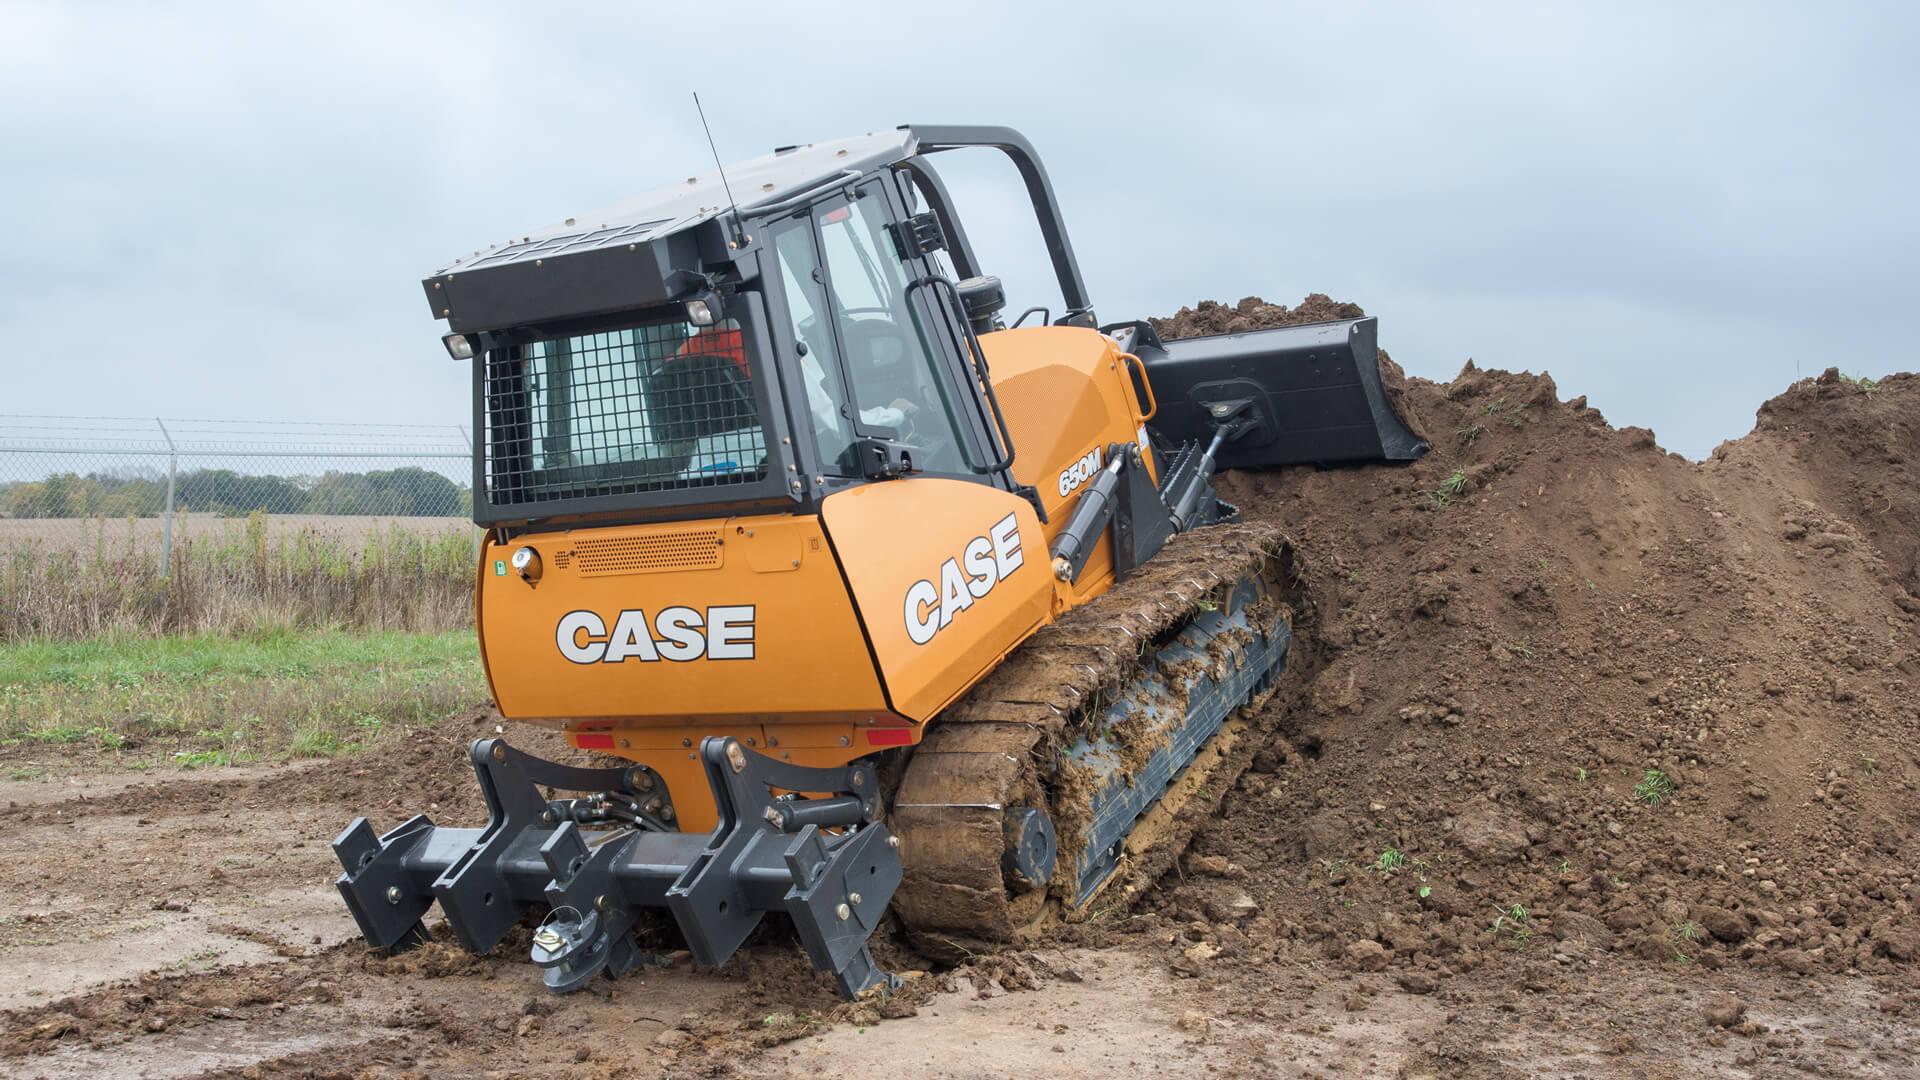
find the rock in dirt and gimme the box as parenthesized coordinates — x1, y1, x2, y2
(1300, 811, 1347, 859)
(1550, 911, 1616, 951)
(1876, 928, 1920, 961)
(1182, 941, 1222, 964)
(1702, 993, 1748, 1029)
(1185, 854, 1245, 878)
(1173, 881, 1259, 924)
(1696, 906, 1752, 944)
(1344, 939, 1390, 972)
(1396, 971, 1438, 995)
(1452, 800, 1530, 863)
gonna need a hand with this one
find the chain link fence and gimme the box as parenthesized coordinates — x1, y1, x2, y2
(0, 415, 480, 640)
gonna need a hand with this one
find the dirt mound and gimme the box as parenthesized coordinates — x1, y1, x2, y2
(1128, 315, 1920, 992)
(1736, 369, 1920, 605)
(1150, 293, 1367, 339)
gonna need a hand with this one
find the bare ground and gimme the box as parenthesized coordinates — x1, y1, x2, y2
(1, 748, 1910, 1079)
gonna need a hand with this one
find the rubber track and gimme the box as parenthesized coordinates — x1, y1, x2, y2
(889, 523, 1289, 946)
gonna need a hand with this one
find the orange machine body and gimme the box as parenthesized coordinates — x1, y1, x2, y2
(476, 326, 1153, 830)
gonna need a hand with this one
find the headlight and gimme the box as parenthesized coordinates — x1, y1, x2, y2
(442, 332, 477, 360)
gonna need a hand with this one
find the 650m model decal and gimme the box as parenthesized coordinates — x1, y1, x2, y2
(1058, 446, 1104, 498)
(903, 512, 1025, 646)
(556, 606, 756, 663)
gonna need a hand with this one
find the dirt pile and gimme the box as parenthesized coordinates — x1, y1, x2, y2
(1150, 294, 1367, 339)
(1136, 299, 1920, 991)
(1737, 369, 1920, 605)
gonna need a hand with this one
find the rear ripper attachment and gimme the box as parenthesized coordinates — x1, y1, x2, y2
(334, 736, 902, 999)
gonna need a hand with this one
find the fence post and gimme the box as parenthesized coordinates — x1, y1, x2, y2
(156, 417, 177, 576)
(459, 424, 480, 559)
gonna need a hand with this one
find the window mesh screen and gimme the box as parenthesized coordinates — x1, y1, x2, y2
(483, 320, 766, 506)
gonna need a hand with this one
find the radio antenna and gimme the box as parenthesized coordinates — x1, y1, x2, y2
(693, 93, 746, 246)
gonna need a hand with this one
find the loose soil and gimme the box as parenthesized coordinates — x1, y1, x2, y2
(2, 298, 1915, 1077)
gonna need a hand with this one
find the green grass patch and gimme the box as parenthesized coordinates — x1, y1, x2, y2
(0, 627, 475, 689)
(1633, 769, 1678, 806)
(1667, 920, 1701, 963)
(1490, 903, 1534, 946)
(0, 628, 486, 769)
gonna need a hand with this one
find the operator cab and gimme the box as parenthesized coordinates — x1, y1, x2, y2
(428, 127, 1093, 534)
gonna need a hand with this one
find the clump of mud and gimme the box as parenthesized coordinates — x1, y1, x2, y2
(1130, 302, 1920, 993)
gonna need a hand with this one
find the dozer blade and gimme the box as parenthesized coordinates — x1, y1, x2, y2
(334, 736, 902, 1000)
(1131, 315, 1428, 467)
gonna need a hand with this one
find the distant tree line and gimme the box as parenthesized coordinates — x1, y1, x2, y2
(0, 467, 473, 519)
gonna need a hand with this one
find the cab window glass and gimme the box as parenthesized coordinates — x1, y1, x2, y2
(769, 218, 858, 473)
(813, 192, 969, 475)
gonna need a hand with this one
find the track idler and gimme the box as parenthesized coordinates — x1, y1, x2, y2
(333, 736, 902, 999)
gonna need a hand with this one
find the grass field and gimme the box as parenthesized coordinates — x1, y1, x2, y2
(0, 627, 487, 775)
(0, 512, 473, 553)
(0, 512, 476, 641)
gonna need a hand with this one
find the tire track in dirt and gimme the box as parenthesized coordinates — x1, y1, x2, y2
(1, 761, 351, 1010)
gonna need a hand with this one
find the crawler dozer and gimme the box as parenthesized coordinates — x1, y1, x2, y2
(335, 126, 1425, 997)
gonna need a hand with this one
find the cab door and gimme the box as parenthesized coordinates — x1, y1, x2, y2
(762, 179, 1051, 722)
(763, 179, 1006, 487)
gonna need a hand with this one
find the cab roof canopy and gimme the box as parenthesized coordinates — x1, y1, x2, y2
(423, 125, 1088, 336)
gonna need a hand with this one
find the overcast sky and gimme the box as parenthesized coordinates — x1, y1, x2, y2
(4, 2, 1914, 459)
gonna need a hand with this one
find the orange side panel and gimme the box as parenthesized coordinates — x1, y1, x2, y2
(980, 327, 1158, 518)
(976, 326, 1158, 607)
(479, 514, 888, 724)
(820, 479, 1054, 723)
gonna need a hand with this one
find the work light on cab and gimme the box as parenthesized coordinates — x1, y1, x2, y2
(684, 290, 722, 326)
